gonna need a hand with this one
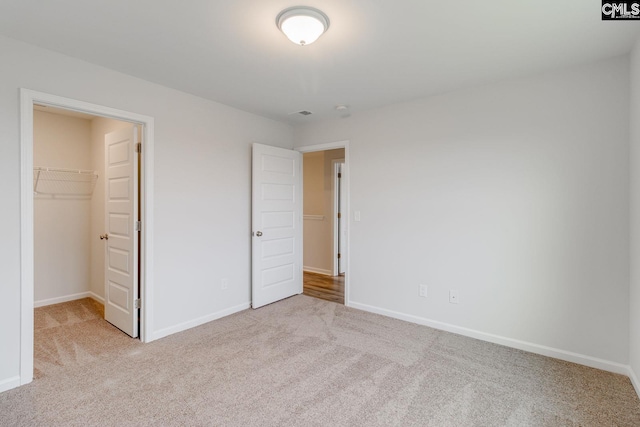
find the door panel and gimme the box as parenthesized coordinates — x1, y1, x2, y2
(252, 144, 302, 308)
(104, 126, 138, 337)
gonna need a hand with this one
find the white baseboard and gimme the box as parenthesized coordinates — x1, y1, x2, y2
(151, 302, 250, 341)
(0, 375, 21, 393)
(349, 301, 630, 376)
(88, 292, 105, 304)
(34, 291, 98, 308)
(303, 266, 333, 276)
(629, 366, 640, 398)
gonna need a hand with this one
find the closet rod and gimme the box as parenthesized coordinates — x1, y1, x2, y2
(33, 166, 96, 175)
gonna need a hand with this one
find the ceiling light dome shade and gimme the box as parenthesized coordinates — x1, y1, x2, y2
(277, 6, 330, 46)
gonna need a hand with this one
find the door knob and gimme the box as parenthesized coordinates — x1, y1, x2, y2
(255, 231, 263, 237)
(99, 233, 109, 240)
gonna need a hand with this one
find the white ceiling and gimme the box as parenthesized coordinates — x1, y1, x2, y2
(1, 1, 638, 125)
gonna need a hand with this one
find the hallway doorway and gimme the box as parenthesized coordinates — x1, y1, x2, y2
(301, 147, 347, 305)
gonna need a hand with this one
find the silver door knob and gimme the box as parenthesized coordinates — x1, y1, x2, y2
(99, 233, 109, 240)
(255, 231, 263, 237)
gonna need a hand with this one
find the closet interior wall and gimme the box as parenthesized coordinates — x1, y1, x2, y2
(34, 109, 132, 306)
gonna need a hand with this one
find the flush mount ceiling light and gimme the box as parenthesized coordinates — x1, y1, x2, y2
(276, 6, 330, 46)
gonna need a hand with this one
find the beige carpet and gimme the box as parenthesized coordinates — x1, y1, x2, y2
(1, 296, 639, 426)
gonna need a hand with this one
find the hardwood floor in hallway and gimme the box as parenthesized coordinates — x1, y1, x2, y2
(303, 271, 344, 304)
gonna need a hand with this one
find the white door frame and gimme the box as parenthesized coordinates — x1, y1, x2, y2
(19, 88, 155, 386)
(332, 159, 345, 276)
(296, 141, 350, 305)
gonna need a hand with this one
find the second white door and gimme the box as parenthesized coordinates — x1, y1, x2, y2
(251, 143, 303, 309)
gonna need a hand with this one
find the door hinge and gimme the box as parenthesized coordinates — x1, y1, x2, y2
(338, 172, 342, 178)
(134, 298, 141, 309)
(337, 253, 341, 259)
(135, 220, 141, 232)
(136, 143, 142, 153)
(337, 212, 341, 219)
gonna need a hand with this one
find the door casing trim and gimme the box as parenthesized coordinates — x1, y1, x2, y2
(332, 159, 345, 276)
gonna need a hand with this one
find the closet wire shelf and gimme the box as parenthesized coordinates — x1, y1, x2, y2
(33, 167, 99, 196)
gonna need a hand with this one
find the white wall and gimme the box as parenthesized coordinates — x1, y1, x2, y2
(0, 35, 293, 391)
(89, 117, 134, 300)
(303, 149, 345, 275)
(629, 37, 640, 391)
(33, 111, 92, 304)
(294, 56, 630, 369)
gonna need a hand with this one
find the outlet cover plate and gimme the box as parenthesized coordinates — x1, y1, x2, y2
(419, 284, 428, 298)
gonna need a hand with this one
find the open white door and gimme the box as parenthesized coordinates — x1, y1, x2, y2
(252, 143, 303, 308)
(103, 126, 139, 337)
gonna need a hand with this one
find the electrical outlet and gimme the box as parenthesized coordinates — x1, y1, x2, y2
(449, 290, 459, 304)
(221, 278, 228, 290)
(419, 284, 428, 298)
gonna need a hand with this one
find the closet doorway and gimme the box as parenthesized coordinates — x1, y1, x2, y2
(33, 105, 141, 337)
(19, 89, 155, 386)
